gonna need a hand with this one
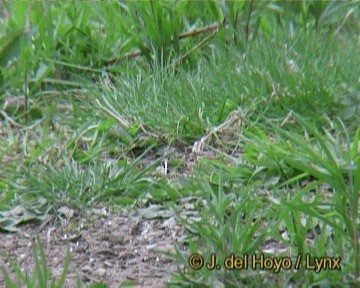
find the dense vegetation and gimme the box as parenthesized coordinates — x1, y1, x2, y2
(1, 1, 359, 287)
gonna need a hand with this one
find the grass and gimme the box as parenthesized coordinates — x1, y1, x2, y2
(1, 1, 359, 287)
(1, 238, 79, 288)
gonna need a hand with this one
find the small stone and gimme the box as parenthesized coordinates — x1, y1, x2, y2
(94, 268, 106, 277)
(82, 265, 91, 272)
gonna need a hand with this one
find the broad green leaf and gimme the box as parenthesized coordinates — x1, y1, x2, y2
(207, 0, 224, 23)
(98, 118, 116, 131)
(0, 30, 24, 67)
(0, 191, 14, 210)
(12, 2, 30, 30)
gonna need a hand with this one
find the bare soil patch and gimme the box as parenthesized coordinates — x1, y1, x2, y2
(0, 207, 184, 287)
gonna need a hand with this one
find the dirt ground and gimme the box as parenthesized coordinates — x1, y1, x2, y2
(0, 207, 185, 287)
(0, 109, 246, 287)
